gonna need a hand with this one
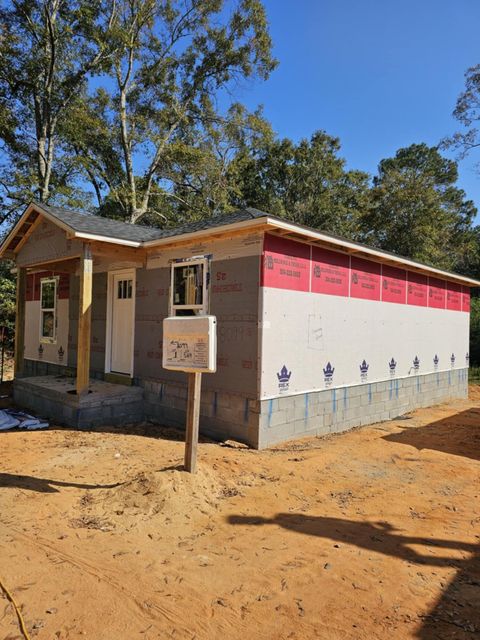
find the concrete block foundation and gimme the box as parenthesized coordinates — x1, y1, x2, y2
(258, 369, 469, 448)
(13, 376, 144, 429)
(12, 369, 469, 450)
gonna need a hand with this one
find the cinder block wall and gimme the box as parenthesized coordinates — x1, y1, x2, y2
(140, 378, 261, 447)
(258, 369, 469, 448)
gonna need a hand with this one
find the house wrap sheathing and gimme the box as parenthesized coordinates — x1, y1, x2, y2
(1, 202, 478, 448)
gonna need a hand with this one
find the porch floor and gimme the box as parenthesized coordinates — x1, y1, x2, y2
(13, 375, 144, 428)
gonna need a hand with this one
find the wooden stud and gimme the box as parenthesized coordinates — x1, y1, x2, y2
(184, 371, 202, 473)
(76, 243, 93, 396)
(13, 267, 26, 377)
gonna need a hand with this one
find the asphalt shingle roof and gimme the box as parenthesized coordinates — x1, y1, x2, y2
(36, 202, 268, 244)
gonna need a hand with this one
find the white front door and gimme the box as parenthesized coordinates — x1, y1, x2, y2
(108, 270, 135, 375)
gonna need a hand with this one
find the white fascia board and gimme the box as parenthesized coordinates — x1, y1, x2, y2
(0, 203, 37, 257)
(73, 232, 141, 247)
(268, 218, 480, 287)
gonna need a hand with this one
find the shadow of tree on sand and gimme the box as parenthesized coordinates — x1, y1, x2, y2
(383, 408, 480, 462)
(227, 514, 480, 637)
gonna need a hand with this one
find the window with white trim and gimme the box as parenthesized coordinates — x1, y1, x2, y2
(170, 258, 209, 315)
(40, 278, 57, 343)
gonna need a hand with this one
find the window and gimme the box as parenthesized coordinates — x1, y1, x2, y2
(117, 279, 133, 299)
(170, 258, 209, 315)
(40, 278, 57, 343)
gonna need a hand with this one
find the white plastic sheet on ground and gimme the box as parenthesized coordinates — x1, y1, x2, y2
(0, 409, 48, 431)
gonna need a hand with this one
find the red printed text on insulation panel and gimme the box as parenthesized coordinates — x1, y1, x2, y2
(262, 234, 310, 292)
(428, 277, 446, 309)
(311, 247, 349, 296)
(407, 272, 428, 306)
(381, 265, 406, 304)
(446, 282, 462, 311)
(350, 257, 381, 300)
(462, 287, 470, 312)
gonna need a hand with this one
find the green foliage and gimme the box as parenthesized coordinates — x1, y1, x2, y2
(66, 0, 277, 223)
(0, 261, 15, 348)
(363, 144, 477, 270)
(0, 1, 117, 221)
(445, 64, 480, 162)
(469, 297, 480, 366)
(229, 130, 372, 238)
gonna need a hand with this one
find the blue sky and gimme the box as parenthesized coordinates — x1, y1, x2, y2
(232, 0, 480, 214)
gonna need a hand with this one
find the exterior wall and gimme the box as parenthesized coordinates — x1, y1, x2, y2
(16, 218, 82, 267)
(68, 272, 108, 374)
(260, 234, 470, 399)
(258, 368, 469, 447)
(135, 232, 262, 397)
(24, 271, 70, 366)
(261, 288, 470, 397)
(258, 232, 471, 446)
(141, 379, 260, 447)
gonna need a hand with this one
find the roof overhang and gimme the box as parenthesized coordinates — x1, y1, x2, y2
(0, 203, 142, 259)
(2, 203, 479, 287)
(143, 215, 480, 287)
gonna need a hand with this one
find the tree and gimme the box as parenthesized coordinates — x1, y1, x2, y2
(363, 144, 477, 270)
(229, 130, 371, 238)
(68, 0, 276, 224)
(445, 64, 480, 164)
(0, 1, 118, 223)
(0, 261, 15, 349)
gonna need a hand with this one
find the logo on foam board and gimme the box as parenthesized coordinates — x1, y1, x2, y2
(433, 354, 439, 371)
(413, 356, 420, 372)
(466, 352, 470, 366)
(389, 358, 397, 377)
(360, 359, 369, 381)
(277, 365, 291, 393)
(265, 255, 274, 270)
(450, 353, 455, 368)
(323, 362, 335, 387)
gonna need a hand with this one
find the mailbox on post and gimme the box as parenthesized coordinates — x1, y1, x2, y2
(162, 315, 217, 473)
(162, 315, 217, 373)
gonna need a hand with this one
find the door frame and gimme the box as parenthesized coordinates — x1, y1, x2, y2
(105, 268, 136, 377)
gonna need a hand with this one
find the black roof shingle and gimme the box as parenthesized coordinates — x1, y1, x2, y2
(36, 202, 268, 244)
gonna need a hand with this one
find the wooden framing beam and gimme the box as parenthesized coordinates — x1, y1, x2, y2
(76, 243, 93, 396)
(90, 242, 145, 263)
(184, 372, 202, 473)
(14, 267, 26, 377)
(26, 257, 79, 275)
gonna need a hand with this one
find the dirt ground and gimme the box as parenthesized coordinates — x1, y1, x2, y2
(1, 388, 479, 640)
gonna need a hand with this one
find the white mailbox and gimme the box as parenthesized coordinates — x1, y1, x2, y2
(162, 315, 217, 373)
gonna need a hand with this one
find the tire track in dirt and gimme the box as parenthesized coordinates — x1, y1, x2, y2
(0, 520, 214, 637)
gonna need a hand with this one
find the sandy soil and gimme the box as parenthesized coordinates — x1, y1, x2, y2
(1, 388, 479, 640)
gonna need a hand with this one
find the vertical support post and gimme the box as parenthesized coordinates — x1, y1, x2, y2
(14, 267, 26, 378)
(76, 243, 93, 396)
(1, 326, 5, 384)
(184, 371, 202, 473)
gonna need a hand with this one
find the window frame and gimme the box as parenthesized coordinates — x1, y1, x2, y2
(170, 257, 209, 316)
(39, 276, 58, 344)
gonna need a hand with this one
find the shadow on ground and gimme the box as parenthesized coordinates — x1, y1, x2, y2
(0, 473, 124, 493)
(0, 420, 217, 445)
(227, 514, 480, 637)
(383, 408, 480, 462)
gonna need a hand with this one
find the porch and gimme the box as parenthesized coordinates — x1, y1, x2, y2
(13, 375, 144, 429)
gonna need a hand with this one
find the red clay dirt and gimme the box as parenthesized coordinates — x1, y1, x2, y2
(1, 387, 479, 639)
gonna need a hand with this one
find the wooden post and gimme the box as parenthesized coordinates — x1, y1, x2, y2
(14, 267, 26, 378)
(184, 371, 202, 473)
(76, 243, 93, 396)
